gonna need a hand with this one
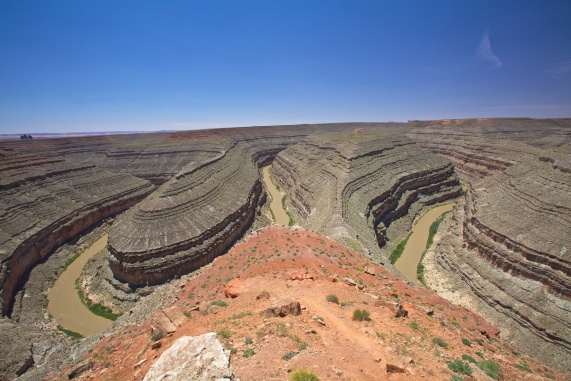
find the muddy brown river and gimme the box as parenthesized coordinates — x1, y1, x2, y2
(262, 166, 290, 225)
(394, 204, 454, 284)
(47, 234, 112, 336)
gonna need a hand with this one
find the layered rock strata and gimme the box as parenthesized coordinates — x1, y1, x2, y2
(0, 158, 154, 316)
(271, 132, 462, 259)
(409, 121, 571, 372)
(108, 143, 264, 286)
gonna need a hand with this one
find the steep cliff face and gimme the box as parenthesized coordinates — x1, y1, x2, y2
(409, 121, 571, 373)
(108, 143, 264, 286)
(0, 158, 154, 316)
(271, 132, 462, 259)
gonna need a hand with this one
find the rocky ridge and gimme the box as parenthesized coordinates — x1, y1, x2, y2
(271, 131, 462, 261)
(409, 120, 571, 373)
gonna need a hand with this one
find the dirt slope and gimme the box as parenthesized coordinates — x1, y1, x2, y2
(48, 227, 566, 381)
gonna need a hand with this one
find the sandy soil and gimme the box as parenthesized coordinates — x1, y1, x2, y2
(48, 227, 565, 381)
(47, 234, 113, 336)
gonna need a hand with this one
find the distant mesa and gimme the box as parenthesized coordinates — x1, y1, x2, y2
(19, 134, 33, 140)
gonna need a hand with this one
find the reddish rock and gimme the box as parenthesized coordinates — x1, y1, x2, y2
(265, 299, 301, 317)
(224, 278, 249, 298)
(163, 306, 186, 327)
(256, 291, 270, 300)
(152, 311, 177, 334)
(386, 363, 406, 373)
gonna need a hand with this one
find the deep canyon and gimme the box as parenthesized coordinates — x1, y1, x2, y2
(0, 119, 570, 380)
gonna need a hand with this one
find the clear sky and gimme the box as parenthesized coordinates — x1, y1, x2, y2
(1, 1, 570, 134)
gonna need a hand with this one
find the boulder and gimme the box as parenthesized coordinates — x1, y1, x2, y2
(152, 311, 177, 334)
(68, 359, 93, 379)
(386, 363, 406, 373)
(163, 306, 186, 327)
(266, 299, 301, 317)
(143, 333, 233, 381)
(395, 305, 409, 318)
(224, 278, 249, 298)
(256, 291, 270, 300)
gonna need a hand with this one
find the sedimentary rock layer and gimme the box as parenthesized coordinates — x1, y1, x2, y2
(108, 143, 264, 286)
(271, 132, 462, 259)
(0, 158, 154, 315)
(409, 120, 571, 372)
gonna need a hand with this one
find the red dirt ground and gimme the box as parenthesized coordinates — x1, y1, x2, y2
(49, 227, 565, 381)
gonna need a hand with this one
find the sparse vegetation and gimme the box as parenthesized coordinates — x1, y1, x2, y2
(477, 360, 501, 379)
(211, 300, 228, 307)
(151, 330, 164, 342)
(298, 341, 308, 351)
(462, 338, 472, 347)
(462, 354, 476, 364)
(352, 309, 370, 321)
(409, 319, 420, 331)
(326, 294, 339, 304)
(218, 327, 231, 339)
(432, 337, 448, 348)
(448, 359, 473, 376)
(57, 325, 83, 339)
(76, 286, 121, 321)
(245, 336, 253, 345)
(282, 351, 297, 361)
(417, 211, 450, 284)
(290, 369, 320, 381)
(451, 375, 463, 381)
(389, 233, 411, 264)
(243, 349, 255, 358)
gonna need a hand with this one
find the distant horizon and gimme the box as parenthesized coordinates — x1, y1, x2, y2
(1, 1, 570, 135)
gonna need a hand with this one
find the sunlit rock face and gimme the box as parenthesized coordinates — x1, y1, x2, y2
(408, 118, 571, 373)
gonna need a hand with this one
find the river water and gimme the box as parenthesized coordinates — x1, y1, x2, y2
(47, 234, 112, 336)
(262, 166, 290, 225)
(394, 204, 454, 284)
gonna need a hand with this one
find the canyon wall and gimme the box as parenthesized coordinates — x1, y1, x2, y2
(271, 131, 462, 260)
(0, 156, 154, 316)
(409, 120, 571, 372)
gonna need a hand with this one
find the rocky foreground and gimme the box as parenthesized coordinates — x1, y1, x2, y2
(47, 227, 566, 381)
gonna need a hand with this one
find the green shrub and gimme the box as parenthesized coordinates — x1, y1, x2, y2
(476, 351, 484, 358)
(282, 351, 297, 361)
(448, 359, 473, 376)
(409, 320, 420, 331)
(211, 300, 228, 307)
(477, 360, 501, 380)
(218, 328, 231, 339)
(462, 338, 472, 347)
(389, 233, 411, 264)
(57, 325, 83, 339)
(432, 337, 448, 348)
(243, 349, 255, 358)
(462, 354, 477, 364)
(352, 309, 370, 321)
(244, 336, 253, 345)
(451, 374, 463, 381)
(326, 294, 339, 304)
(290, 369, 320, 381)
(298, 341, 308, 351)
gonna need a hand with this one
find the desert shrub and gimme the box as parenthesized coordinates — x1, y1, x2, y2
(352, 309, 370, 321)
(218, 328, 231, 339)
(476, 351, 484, 358)
(243, 349, 255, 357)
(298, 341, 308, 351)
(451, 374, 463, 381)
(326, 294, 339, 304)
(211, 300, 228, 307)
(462, 338, 472, 347)
(477, 360, 501, 380)
(448, 359, 473, 376)
(275, 322, 289, 337)
(462, 354, 476, 364)
(432, 337, 448, 348)
(409, 320, 420, 331)
(290, 369, 320, 381)
(244, 336, 253, 345)
(282, 351, 297, 361)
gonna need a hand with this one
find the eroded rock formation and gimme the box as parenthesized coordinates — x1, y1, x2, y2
(409, 119, 571, 372)
(271, 132, 462, 259)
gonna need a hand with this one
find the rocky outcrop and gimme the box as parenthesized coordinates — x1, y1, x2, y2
(409, 120, 571, 373)
(108, 143, 264, 286)
(142, 333, 233, 381)
(0, 157, 154, 316)
(271, 132, 462, 259)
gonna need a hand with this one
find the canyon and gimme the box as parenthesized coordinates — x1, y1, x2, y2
(0, 118, 569, 380)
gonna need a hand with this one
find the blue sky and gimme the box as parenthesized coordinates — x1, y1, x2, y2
(1, 1, 570, 133)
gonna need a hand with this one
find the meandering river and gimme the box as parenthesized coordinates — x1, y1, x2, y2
(47, 234, 112, 336)
(262, 166, 289, 225)
(394, 204, 454, 284)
